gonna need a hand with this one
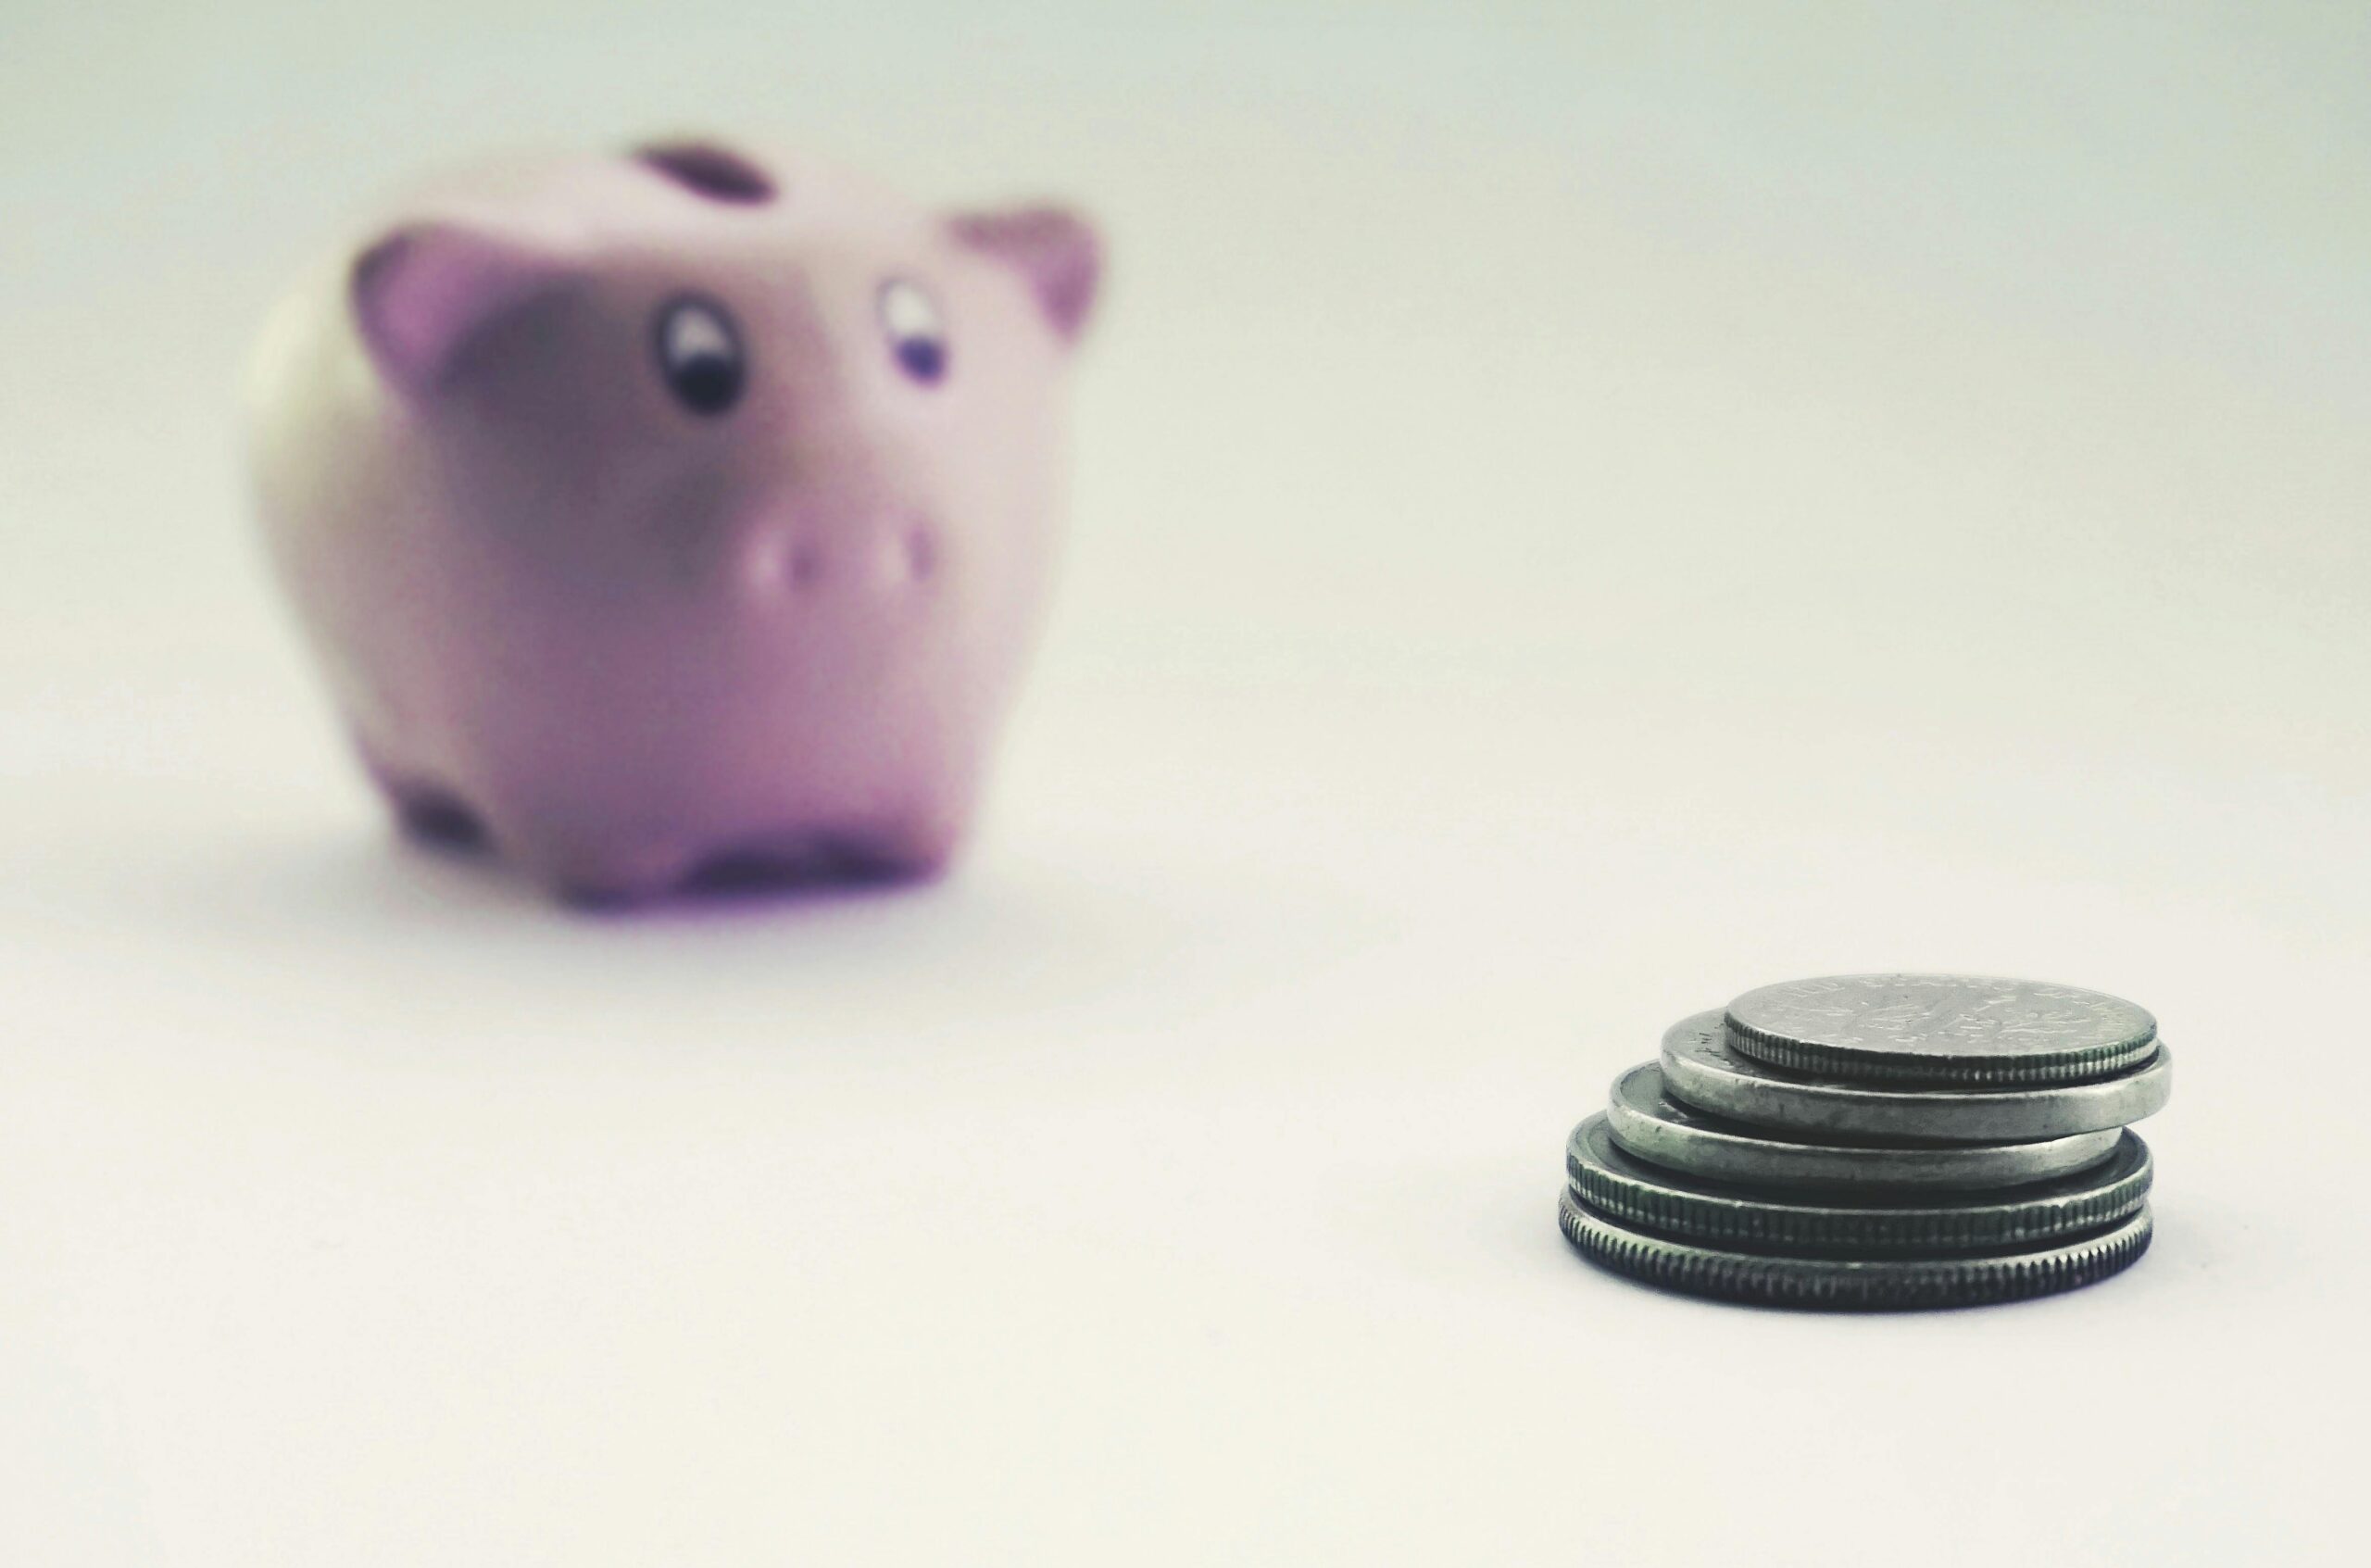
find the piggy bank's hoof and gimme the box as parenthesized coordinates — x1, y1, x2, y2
(679, 823, 968, 898)
(390, 792, 489, 850)
(527, 820, 967, 907)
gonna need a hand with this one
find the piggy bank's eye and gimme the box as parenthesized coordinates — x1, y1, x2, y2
(654, 296, 746, 416)
(877, 279, 947, 384)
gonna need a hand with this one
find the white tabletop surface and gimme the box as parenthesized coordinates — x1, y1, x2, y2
(4, 5, 2366, 1562)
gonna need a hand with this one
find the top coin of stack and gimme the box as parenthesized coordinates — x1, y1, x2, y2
(1725, 975, 2161, 1088)
(1559, 974, 2172, 1311)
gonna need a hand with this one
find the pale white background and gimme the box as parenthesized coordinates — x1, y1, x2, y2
(3, 4, 2366, 1562)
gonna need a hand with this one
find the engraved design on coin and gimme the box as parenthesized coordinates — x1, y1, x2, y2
(1725, 974, 2158, 1086)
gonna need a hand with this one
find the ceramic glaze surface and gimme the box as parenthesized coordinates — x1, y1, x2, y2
(245, 140, 1100, 900)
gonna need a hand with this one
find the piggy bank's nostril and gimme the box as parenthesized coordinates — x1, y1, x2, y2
(862, 525, 936, 591)
(902, 526, 936, 583)
(790, 542, 826, 587)
(735, 531, 801, 596)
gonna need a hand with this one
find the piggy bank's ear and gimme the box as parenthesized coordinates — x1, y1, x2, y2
(350, 222, 570, 395)
(948, 207, 1101, 344)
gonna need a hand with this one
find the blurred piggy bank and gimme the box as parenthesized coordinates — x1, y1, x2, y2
(245, 140, 1099, 901)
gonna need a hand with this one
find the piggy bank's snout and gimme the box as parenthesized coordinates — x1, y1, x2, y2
(730, 518, 939, 602)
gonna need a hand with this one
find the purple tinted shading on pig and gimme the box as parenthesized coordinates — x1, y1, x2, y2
(245, 141, 1101, 901)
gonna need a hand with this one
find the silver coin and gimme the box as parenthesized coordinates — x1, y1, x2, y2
(1725, 974, 2158, 1087)
(1605, 1062, 2122, 1191)
(1566, 1113, 2152, 1255)
(1660, 1010, 2172, 1143)
(1558, 1188, 2153, 1310)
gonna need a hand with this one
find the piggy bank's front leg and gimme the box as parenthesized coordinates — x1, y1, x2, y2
(358, 740, 490, 851)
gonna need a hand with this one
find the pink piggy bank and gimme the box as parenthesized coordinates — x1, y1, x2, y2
(245, 140, 1099, 901)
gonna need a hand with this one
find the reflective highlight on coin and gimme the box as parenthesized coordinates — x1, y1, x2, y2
(1605, 1062, 2122, 1191)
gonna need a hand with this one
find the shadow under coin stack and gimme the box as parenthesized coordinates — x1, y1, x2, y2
(1559, 975, 2171, 1310)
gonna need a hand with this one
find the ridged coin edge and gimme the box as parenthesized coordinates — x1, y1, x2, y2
(1660, 1034, 2174, 1141)
(1564, 1129, 2152, 1255)
(1721, 1027, 2161, 1088)
(1557, 1190, 2153, 1310)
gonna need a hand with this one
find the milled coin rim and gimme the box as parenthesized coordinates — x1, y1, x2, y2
(1566, 1114, 2152, 1256)
(1725, 974, 2159, 1087)
(1659, 1010, 2174, 1144)
(1558, 1189, 2154, 1311)
(1605, 1061, 2123, 1191)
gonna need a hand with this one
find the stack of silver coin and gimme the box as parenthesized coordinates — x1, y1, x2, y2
(1559, 975, 2171, 1310)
